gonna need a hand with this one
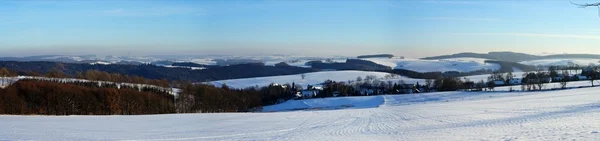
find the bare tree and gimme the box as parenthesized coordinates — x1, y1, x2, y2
(425, 79, 434, 92)
(571, 1, 600, 17)
(356, 76, 363, 82)
(559, 70, 570, 89)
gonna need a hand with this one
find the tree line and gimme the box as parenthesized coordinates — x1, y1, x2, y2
(0, 80, 175, 115)
(0, 61, 318, 82)
(1, 66, 170, 87)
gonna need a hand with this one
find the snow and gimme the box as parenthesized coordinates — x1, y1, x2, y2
(362, 57, 500, 73)
(189, 58, 217, 65)
(160, 65, 206, 70)
(262, 96, 384, 112)
(462, 72, 527, 82)
(520, 58, 600, 67)
(210, 70, 425, 89)
(493, 80, 598, 91)
(264, 60, 313, 68)
(4, 87, 600, 140)
(210, 70, 535, 89)
(89, 61, 111, 65)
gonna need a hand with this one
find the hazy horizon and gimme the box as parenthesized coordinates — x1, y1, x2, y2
(2, 0, 600, 58)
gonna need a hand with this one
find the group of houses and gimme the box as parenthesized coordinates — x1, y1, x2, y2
(288, 83, 422, 99)
(490, 67, 599, 87)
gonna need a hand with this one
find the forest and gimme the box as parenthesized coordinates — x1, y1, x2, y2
(0, 61, 318, 82)
(0, 80, 175, 115)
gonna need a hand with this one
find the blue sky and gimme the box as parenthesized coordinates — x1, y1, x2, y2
(1, 0, 600, 57)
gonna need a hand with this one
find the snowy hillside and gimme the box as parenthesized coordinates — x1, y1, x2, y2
(262, 96, 384, 112)
(4, 87, 600, 140)
(210, 70, 534, 89)
(519, 58, 600, 67)
(362, 57, 500, 72)
(210, 70, 425, 89)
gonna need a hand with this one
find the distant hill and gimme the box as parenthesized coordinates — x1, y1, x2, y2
(422, 51, 600, 62)
(357, 54, 394, 59)
(310, 59, 392, 71)
(541, 54, 600, 60)
(0, 61, 318, 82)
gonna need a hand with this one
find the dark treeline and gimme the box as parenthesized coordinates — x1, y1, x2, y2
(387, 69, 492, 80)
(384, 61, 537, 79)
(0, 60, 539, 83)
(73, 70, 170, 87)
(309, 59, 392, 71)
(0, 61, 318, 82)
(176, 83, 305, 113)
(0, 80, 175, 115)
(2, 65, 171, 88)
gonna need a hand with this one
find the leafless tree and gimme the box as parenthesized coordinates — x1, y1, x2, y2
(571, 1, 600, 17)
(559, 70, 570, 89)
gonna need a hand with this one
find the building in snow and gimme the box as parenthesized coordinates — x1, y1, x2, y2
(509, 78, 522, 85)
(493, 80, 505, 86)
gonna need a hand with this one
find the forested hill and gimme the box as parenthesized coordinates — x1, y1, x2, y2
(0, 61, 318, 82)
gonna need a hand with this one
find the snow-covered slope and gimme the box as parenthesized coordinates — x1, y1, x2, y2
(210, 70, 425, 89)
(362, 57, 500, 73)
(209, 70, 532, 90)
(262, 96, 384, 112)
(519, 58, 600, 66)
(4, 87, 600, 140)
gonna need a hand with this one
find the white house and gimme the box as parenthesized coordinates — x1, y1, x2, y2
(300, 90, 318, 98)
(493, 80, 505, 86)
(509, 78, 522, 85)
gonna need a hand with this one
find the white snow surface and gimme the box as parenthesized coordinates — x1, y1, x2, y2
(210, 70, 424, 89)
(362, 57, 500, 73)
(519, 58, 600, 67)
(262, 96, 384, 112)
(4, 87, 600, 140)
(210, 70, 533, 89)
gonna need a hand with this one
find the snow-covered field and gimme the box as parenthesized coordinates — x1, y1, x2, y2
(362, 57, 500, 73)
(262, 96, 384, 112)
(210, 70, 528, 89)
(210, 70, 425, 89)
(520, 58, 600, 67)
(4, 87, 600, 140)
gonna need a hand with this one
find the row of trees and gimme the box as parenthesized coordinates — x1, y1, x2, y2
(175, 83, 304, 113)
(1, 66, 306, 114)
(1, 67, 170, 87)
(0, 80, 175, 115)
(484, 65, 600, 91)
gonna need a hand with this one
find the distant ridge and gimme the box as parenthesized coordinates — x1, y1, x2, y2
(422, 51, 600, 62)
(357, 54, 394, 59)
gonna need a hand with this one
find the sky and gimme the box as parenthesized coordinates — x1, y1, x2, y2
(1, 0, 600, 58)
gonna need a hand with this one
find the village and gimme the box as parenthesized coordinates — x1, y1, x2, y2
(276, 66, 600, 100)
